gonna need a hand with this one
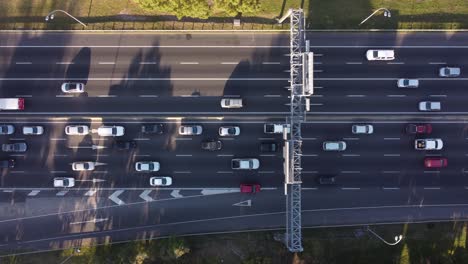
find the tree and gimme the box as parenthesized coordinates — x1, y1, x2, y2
(135, 0, 212, 19)
(215, 0, 261, 16)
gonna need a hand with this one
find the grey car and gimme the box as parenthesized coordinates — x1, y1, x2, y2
(0, 125, 15, 135)
(2, 142, 27, 152)
(323, 141, 347, 151)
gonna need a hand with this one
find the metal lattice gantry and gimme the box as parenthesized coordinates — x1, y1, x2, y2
(278, 8, 313, 252)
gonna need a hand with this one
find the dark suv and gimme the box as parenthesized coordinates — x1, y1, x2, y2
(115, 140, 137, 150)
(141, 124, 164, 134)
(201, 139, 222, 151)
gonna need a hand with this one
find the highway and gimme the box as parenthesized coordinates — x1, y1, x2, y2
(1, 31, 468, 255)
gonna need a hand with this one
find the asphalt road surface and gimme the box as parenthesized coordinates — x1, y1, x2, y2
(1, 31, 468, 255)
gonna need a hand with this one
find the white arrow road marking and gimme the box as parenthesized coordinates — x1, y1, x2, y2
(109, 190, 125, 205)
(28, 190, 40, 196)
(70, 218, 108, 225)
(56, 190, 68, 196)
(139, 190, 153, 202)
(84, 189, 97, 196)
(233, 200, 252, 207)
(170, 190, 183, 198)
(201, 189, 239, 195)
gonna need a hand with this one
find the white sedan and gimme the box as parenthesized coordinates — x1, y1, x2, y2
(366, 49, 395, 61)
(178, 125, 202, 135)
(97, 126, 125, 136)
(150, 176, 172, 186)
(65, 125, 89, 135)
(72, 161, 95, 171)
(22, 126, 44, 135)
(61, 82, 85, 93)
(53, 177, 75, 188)
(219, 126, 240, 136)
(135, 161, 160, 172)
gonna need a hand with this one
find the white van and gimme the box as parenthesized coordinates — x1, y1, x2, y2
(0, 98, 24, 110)
(221, 98, 243, 108)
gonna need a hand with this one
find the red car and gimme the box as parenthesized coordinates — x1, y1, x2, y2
(406, 124, 432, 134)
(240, 184, 261, 193)
(424, 157, 448, 168)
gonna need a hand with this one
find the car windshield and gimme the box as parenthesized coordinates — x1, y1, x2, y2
(83, 163, 89, 169)
(227, 128, 235, 134)
(192, 127, 197, 133)
(160, 178, 167, 185)
(63, 179, 69, 186)
(77, 127, 83, 133)
(148, 163, 154, 170)
(403, 80, 409, 85)
(444, 68, 450, 74)
(373, 51, 378, 57)
(112, 128, 117, 134)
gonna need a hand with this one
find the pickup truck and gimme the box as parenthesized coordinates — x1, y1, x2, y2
(0, 98, 24, 110)
(414, 139, 443, 150)
(264, 123, 289, 134)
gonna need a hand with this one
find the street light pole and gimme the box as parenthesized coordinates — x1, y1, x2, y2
(45, 10, 87, 28)
(367, 226, 403, 246)
(359, 8, 391, 26)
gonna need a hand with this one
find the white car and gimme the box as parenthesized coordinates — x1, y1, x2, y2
(419, 101, 441, 111)
(231, 158, 260, 170)
(439, 67, 460, 77)
(352, 124, 373, 134)
(97, 126, 125, 136)
(366, 50, 395, 61)
(415, 139, 443, 150)
(397, 79, 419, 88)
(323, 141, 347, 151)
(135, 161, 160, 172)
(61, 82, 85, 93)
(150, 176, 172, 186)
(179, 125, 202, 135)
(53, 177, 75, 188)
(0, 124, 15, 135)
(22, 126, 44, 135)
(220, 98, 243, 108)
(65, 125, 89, 135)
(219, 126, 240, 136)
(72, 161, 95, 171)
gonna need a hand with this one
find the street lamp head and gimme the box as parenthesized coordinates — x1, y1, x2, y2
(45, 16, 49, 21)
(50, 14, 55, 20)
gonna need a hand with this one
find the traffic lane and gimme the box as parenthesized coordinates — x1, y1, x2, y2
(315, 64, 467, 78)
(301, 122, 467, 143)
(306, 95, 467, 113)
(313, 79, 468, 97)
(313, 47, 468, 65)
(0, 189, 286, 253)
(307, 32, 468, 47)
(2, 97, 289, 115)
(0, 79, 290, 97)
(0, 63, 289, 79)
(0, 32, 290, 48)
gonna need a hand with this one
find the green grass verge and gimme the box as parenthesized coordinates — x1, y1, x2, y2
(3, 222, 468, 264)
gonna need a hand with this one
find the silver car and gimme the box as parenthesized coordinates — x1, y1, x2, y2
(135, 161, 160, 172)
(150, 176, 172, 186)
(419, 101, 441, 111)
(65, 125, 89, 135)
(219, 126, 240, 136)
(323, 141, 347, 151)
(61, 82, 85, 93)
(179, 125, 203, 135)
(352, 125, 373, 134)
(397, 79, 419, 88)
(23, 126, 44, 135)
(0, 124, 15, 135)
(439, 67, 460, 77)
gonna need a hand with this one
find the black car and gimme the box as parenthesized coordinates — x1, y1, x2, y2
(0, 159, 15, 168)
(201, 139, 222, 151)
(317, 175, 336, 185)
(2, 142, 27, 152)
(260, 142, 278, 152)
(141, 124, 164, 134)
(115, 140, 137, 150)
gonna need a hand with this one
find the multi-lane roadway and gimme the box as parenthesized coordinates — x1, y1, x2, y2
(1, 31, 468, 256)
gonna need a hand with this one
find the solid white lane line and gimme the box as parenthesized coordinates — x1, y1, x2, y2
(383, 187, 400, 190)
(429, 95, 447, 97)
(262, 62, 280, 65)
(387, 95, 406, 97)
(259, 154, 276, 157)
(384, 154, 400, 157)
(384, 137, 400, 140)
(264, 95, 281, 97)
(220, 62, 238, 65)
(302, 187, 318, 190)
(0, 77, 289, 81)
(346, 62, 362, 65)
(15, 62, 32, 65)
(180, 62, 199, 65)
(343, 137, 359, 140)
(99, 62, 115, 65)
(387, 62, 404, 65)
(314, 86, 323, 89)
(15, 95, 32, 97)
(424, 187, 441, 190)
(139, 62, 157, 64)
(310, 103, 324, 106)
(176, 154, 193, 157)
(302, 154, 318, 157)
(217, 154, 233, 157)
(429, 62, 446, 65)
(346, 95, 366, 97)
(342, 154, 360, 157)
(139, 95, 158, 97)
(56, 62, 74, 65)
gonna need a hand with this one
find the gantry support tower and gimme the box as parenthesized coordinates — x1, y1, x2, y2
(278, 8, 313, 252)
